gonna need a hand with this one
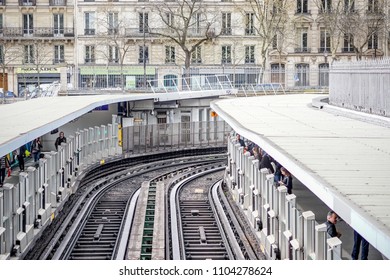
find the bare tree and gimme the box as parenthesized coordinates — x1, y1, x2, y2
(0, 41, 21, 102)
(25, 41, 53, 90)
(241, 0, 292, 83)
(338, 0, 386, 60)
(95, 8, 132, 90)
(149, 0, 219, 80)
(314, 0, 345, 63)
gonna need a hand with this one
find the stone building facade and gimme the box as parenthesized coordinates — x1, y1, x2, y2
(0, 0, 388, 94)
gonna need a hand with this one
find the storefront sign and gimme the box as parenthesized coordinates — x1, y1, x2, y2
(16, 67, 60, 74)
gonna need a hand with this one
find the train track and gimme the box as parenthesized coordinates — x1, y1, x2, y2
(169, 167, 255, 260)
(43, 152, 226, 260)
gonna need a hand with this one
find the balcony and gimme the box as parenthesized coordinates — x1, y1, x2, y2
(53, 58, 65, 64)
(84, 29, 95, 35)
(341, 47, 354, 53)
(0, 0, 6, 6)
(108, 58, 119, 64)
(84, 58, 95, 63)
(318, 47, 331, 53)
(1, 27, 75, 38)
(138, 58, 149, 64)
(245, 28, 256, 36)
(295, 9, 311, 15)
(19, 0, 36, 6)
(221, 28, 232, 36)
(49, 0, 66, 5)
(294, 47, 311, 53)
(107, 28, 119, 35)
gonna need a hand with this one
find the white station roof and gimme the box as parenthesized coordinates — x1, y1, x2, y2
(211, 94, 390, 259)
(0, 89, 230, 157)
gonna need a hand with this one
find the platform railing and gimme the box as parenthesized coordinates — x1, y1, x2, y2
(0, 115, 121, 260)
(122, 121, 230, 154)
(226, 136, 342, 260)
(148, 75, 234, 94)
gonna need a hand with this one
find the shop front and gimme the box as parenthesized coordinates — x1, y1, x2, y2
(16, 67, 61, 96)
(78, 66, 156, 89)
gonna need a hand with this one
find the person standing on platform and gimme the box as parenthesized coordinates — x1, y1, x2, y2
(17, 146, 26, 172)
(55, 131, 67, 151)
(352, 230, 369, 260)
(31, 137, 43, 162)
(326, 211, 342, 238)
(0, 155, 10, 187)
(279, 167, 293, 194)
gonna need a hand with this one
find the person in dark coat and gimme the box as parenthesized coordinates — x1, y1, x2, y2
(17, 146, 26, 172)
(236, 134, 245, 147)
(279, 167, 293, 194)
(325, 211, 342, 238)
(31, 137, 43, 162)
(55, 131, 67, 151)
(259, 150, 274, 173)
(0, 155, 10, 186)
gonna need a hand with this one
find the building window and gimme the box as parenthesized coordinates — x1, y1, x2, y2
(191, 13, 201, 34)
(319, 63, 329, 87)
(295, 28, 309, 52)
(166, 12, 174, 27)
(245, 45, 255, 64)
(245, 13, 255, 35)
(296, 0, 308, 14)
(344, 0, 355, 12)
(320, 28, 331, 52)
(320, 0, 332, 13)
(343, 33, 354, 52)
(85, 45, 95, 63)
(191, 46, 202, 64)
(368, 0, 379, 13)
(139, 12, 148, 34)
(54, 45, 64, 64)
(0, 45, 4, 64)
(272, 34, 278, 49)
(0, 14, 3, 36)
(109, 46, 119, 63)
(84, 12, 95, 35)
(53, 14, 64, 35)
(271, 64, 285, 86)
(23, 14, 34, 35)
(163, 74, 177, 88)
(221, 45, 231, 64)
(24, 45, 34, 63)
(368, 29, 378, 49)
(108, 12, 119, 34)
(295, 64, 309, 87)
(221, 12, 231, 35)
(165, 46, 175, 63)
(138, 46, 149, 64)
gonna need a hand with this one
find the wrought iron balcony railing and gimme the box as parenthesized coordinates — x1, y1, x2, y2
(2, 27, 74, 37)
(53, 58, 65, 64)
(19, 0, 36, 6)
(125, 27, 215, 38)
(84, 29, 95, 35)
(294, 47, 311, 53)
(49, 0, 66, 5)
(84, 58, 95, 63)
(341, 47, 355, 53)
(318, 47, 331, 53)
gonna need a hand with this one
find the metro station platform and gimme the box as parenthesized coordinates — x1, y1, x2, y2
(211, 94, 390, 259)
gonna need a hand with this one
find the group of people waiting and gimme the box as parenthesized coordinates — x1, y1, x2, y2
(0, 131, 66, 187)
(236, 134, 293, 194)
(236, 133, 370, 260)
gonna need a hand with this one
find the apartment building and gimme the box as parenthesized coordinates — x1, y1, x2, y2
(0, 0, 388, 94)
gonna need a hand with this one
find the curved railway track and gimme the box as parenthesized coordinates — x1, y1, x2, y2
(24, 148, 226, 260)
(169, 168, 258, 260)
(37, 151, 226, 260)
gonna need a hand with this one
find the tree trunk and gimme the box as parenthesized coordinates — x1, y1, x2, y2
(184, 51, 191, 91)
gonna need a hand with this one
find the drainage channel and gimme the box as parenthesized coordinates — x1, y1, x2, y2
(140, 183, 156, 260)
